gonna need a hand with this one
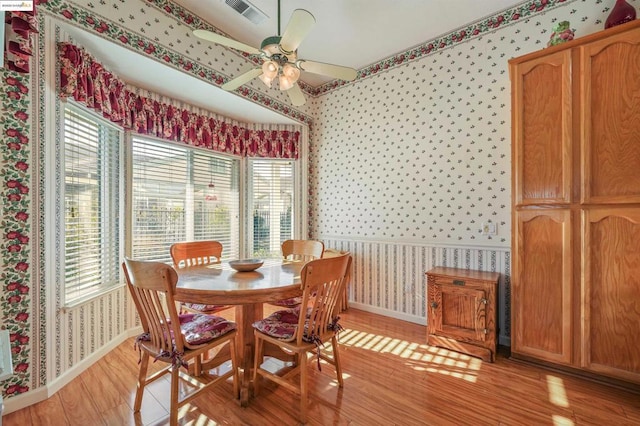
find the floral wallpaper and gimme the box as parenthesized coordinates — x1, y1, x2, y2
(309, 0, 614, 245)
(1, 71, 32, 396)
(0, 0, 635, 405)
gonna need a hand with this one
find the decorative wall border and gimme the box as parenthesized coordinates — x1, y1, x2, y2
(38, 0, 579, 115)
(0, 72, 33, 396)
(37, 0, 313, 125)
(310, 0, 579, 96)
(35, 12, 47, 391)
(142, 0, 579, 97)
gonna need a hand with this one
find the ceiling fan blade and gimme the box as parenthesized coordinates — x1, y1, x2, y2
(193, 29, 261, 55)
(280, 9, 316, 53)
(286, 83, 306, 106)
(298, 60, 358, 81)
(221, 68, 263, 91)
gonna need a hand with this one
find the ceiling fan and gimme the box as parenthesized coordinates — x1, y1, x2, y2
(193, 0, 357, 106)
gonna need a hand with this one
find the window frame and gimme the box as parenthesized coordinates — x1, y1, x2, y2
(245, 158, 297, 259)
(53, 102, 306, 307)
(128, 134, 242, 264)
(58, 102, 125, 307)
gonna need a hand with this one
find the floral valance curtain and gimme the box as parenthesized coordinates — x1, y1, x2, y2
(58, 42, 299, 159)
(4, 9, 39, 73)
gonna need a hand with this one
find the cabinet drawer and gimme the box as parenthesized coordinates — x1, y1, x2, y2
(433, 276, 485, 289)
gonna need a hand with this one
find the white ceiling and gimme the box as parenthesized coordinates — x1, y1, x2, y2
(176, 0, 524, 86)
(62, 0, 524, 124)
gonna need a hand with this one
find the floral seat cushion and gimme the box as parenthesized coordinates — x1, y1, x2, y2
(269, 297, 302, 308)
(134, 314, 236, 367)
(183, 303, 227, 313)
(252, 308, 301, 340)
(253, 308, 344, 371)
(178, 313, 236, 346)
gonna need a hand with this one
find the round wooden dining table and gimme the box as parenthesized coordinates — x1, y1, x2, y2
(174, 259, 304, 406)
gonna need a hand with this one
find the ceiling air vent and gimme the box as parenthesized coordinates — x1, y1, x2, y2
(225, 0, 269, 25)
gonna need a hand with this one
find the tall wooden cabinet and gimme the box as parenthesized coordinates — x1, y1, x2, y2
(510, 20, 640, 387)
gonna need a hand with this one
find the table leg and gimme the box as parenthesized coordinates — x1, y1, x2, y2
(235, 303, 262, 406)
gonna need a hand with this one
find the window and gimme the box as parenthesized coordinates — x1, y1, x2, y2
(131, 136, 240, 263)
(248, 159, 295, 258)
(63, 105, 122, 304)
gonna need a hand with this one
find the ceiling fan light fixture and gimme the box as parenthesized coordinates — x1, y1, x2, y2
(279, 74, 295, 91)
(194, 1, 357, 106)
(262, 60, 279, 79)
(258, 73, 273, 88)
(282, 63, 301, 81)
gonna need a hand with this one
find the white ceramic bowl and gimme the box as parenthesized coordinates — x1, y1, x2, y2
(229, 259, 264, 272)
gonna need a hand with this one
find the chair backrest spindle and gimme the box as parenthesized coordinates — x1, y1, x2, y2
(170, 240, 223, 269)
(282, 239, 324, 263)
(122, 258, 185, 355)
(296, 254, 351, 345)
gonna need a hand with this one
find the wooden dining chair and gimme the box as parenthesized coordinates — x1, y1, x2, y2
(322, 249, 352, 312)
(170, 240, 231, 315)
(267, 239, 325, 309)
(252, 254, 351, 424)
(122, 258, 239, 426)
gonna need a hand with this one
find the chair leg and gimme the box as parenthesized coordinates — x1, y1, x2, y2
(230, 338, 240, 399)
(299, 350, 308, 424)
(194, 354, 203, 376)
(252, 335, 263, 396)
(134, 353, 150, 412)
(331, 335, 344, 388)
(170, 365, 180, 426)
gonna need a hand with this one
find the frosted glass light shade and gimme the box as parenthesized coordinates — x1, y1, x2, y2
(262, 60, 279, 79)
(259, 73, 273, 88)
(279, 74, 295, 91)
(282, 63, 301, 81)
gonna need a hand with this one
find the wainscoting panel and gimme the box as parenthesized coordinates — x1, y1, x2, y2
(58, 286, 135, 374)
(322, 238, 511, 345)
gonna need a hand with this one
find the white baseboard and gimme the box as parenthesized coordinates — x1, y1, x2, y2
(1, 386, 49, 416)
(3, 326, 143, 415)
(349, 302, 427, 325)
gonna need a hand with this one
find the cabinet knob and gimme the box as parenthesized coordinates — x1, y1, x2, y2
(430, 301, 438, 310)
(481, 298, 488, 305)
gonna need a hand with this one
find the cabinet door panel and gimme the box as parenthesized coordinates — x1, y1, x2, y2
(432, 285, 487, 342)
(511, 50, 572, 205)
(512, 210, 573, 364)
(582, 209, 640, 383)
(582, 27, 640, 203)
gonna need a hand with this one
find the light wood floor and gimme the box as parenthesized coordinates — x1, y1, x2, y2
(4, 308, 640, 425)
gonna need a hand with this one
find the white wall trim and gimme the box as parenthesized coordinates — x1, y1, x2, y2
(3, 326, 142, 415)
(349, 303, 426, 326)
(319, 235, 510, 251)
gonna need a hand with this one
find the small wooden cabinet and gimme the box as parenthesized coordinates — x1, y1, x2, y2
(426, 267, 500, 362)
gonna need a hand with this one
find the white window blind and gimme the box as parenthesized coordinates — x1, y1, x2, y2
(249, 159, 294, 258)
(64, 106, 121, 304)
(131, 137, 240, 263)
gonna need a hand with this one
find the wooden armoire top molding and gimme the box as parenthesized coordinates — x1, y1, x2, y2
(509, 19, 640, 66)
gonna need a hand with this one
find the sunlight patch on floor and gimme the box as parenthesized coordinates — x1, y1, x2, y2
(546, 375, 569, 408)
(546, 374, 574, 426)
(552, 414, 574, 426)
(339, 328, 482, 382)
